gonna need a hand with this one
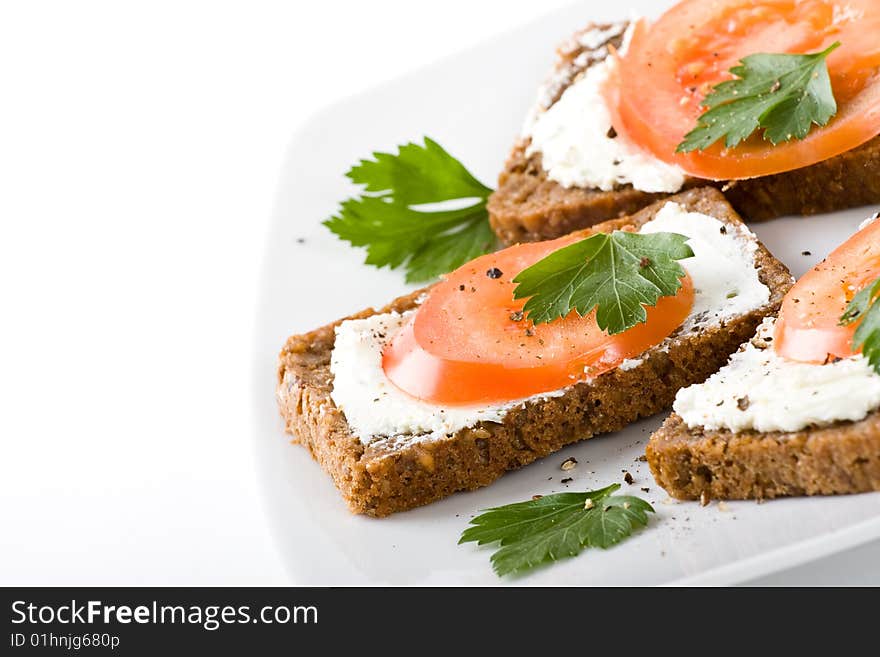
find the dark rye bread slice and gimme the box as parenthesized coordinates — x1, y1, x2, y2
(646, 413, 880, 501)
(487, 21, 880, 245)
(647, 322, 880, 501)
(277, 188, 793, 517)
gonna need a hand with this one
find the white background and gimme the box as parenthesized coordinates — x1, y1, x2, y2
(1, 0, 875, 585)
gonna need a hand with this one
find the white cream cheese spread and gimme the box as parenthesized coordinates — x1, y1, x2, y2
(330, 203, 770, 444)
(674, 317, 880, 433)
(329, 311, 566, 445)
(524, 24, 686, 193)
(521, 21, 628, 131)
(577, 22, 628, 50)
(642, 202, 770, 334)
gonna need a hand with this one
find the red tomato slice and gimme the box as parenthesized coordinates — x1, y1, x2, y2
(775, 217, 880, 362)
(611, 0, 880, 181)
(383, 233, 694, 405)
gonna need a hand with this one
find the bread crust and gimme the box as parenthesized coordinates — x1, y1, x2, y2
(487, 21, 880, 245)
(277, 188, 793, 516)
(647, 412, 880, 501)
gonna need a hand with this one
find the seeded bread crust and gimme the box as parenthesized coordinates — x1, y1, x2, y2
(277, 188, 793, 516)
(646, 413, 880, 501)
(487, 21, 880, 245)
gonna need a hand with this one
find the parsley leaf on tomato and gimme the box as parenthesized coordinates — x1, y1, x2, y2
(840, 274, 880, 372)
(677, 42, 840, 152)
(323, 138, 497, 283)
(511, 230, 693, 333)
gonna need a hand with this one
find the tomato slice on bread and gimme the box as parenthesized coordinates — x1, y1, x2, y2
(611, 0, 880, 180)
(775, 216, 880, 363)
(383, 234, 694, 405)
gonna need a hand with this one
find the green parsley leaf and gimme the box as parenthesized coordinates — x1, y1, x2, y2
(323, 138, 497, 283)
(677, 42, 840, 153)
(840, 274, 880, 372)
(511, 230, 693, 333)
(459, 484, 654, 577)
(347, 138, 492, 204)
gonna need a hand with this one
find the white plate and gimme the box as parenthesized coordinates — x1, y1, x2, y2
(252, 1, 880, 585)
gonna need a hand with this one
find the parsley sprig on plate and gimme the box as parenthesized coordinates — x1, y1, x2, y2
(324, 138, 497, 283)
(840, 274, 880, 372)
(460, 484, 654, 577)
(677, 42, 840, 152)
(512, 230, 694, 333)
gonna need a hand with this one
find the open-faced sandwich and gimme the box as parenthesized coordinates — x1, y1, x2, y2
(648, 210, 880, 500)
(489, 0, 880, 244)
(279, 188, 792, 516)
